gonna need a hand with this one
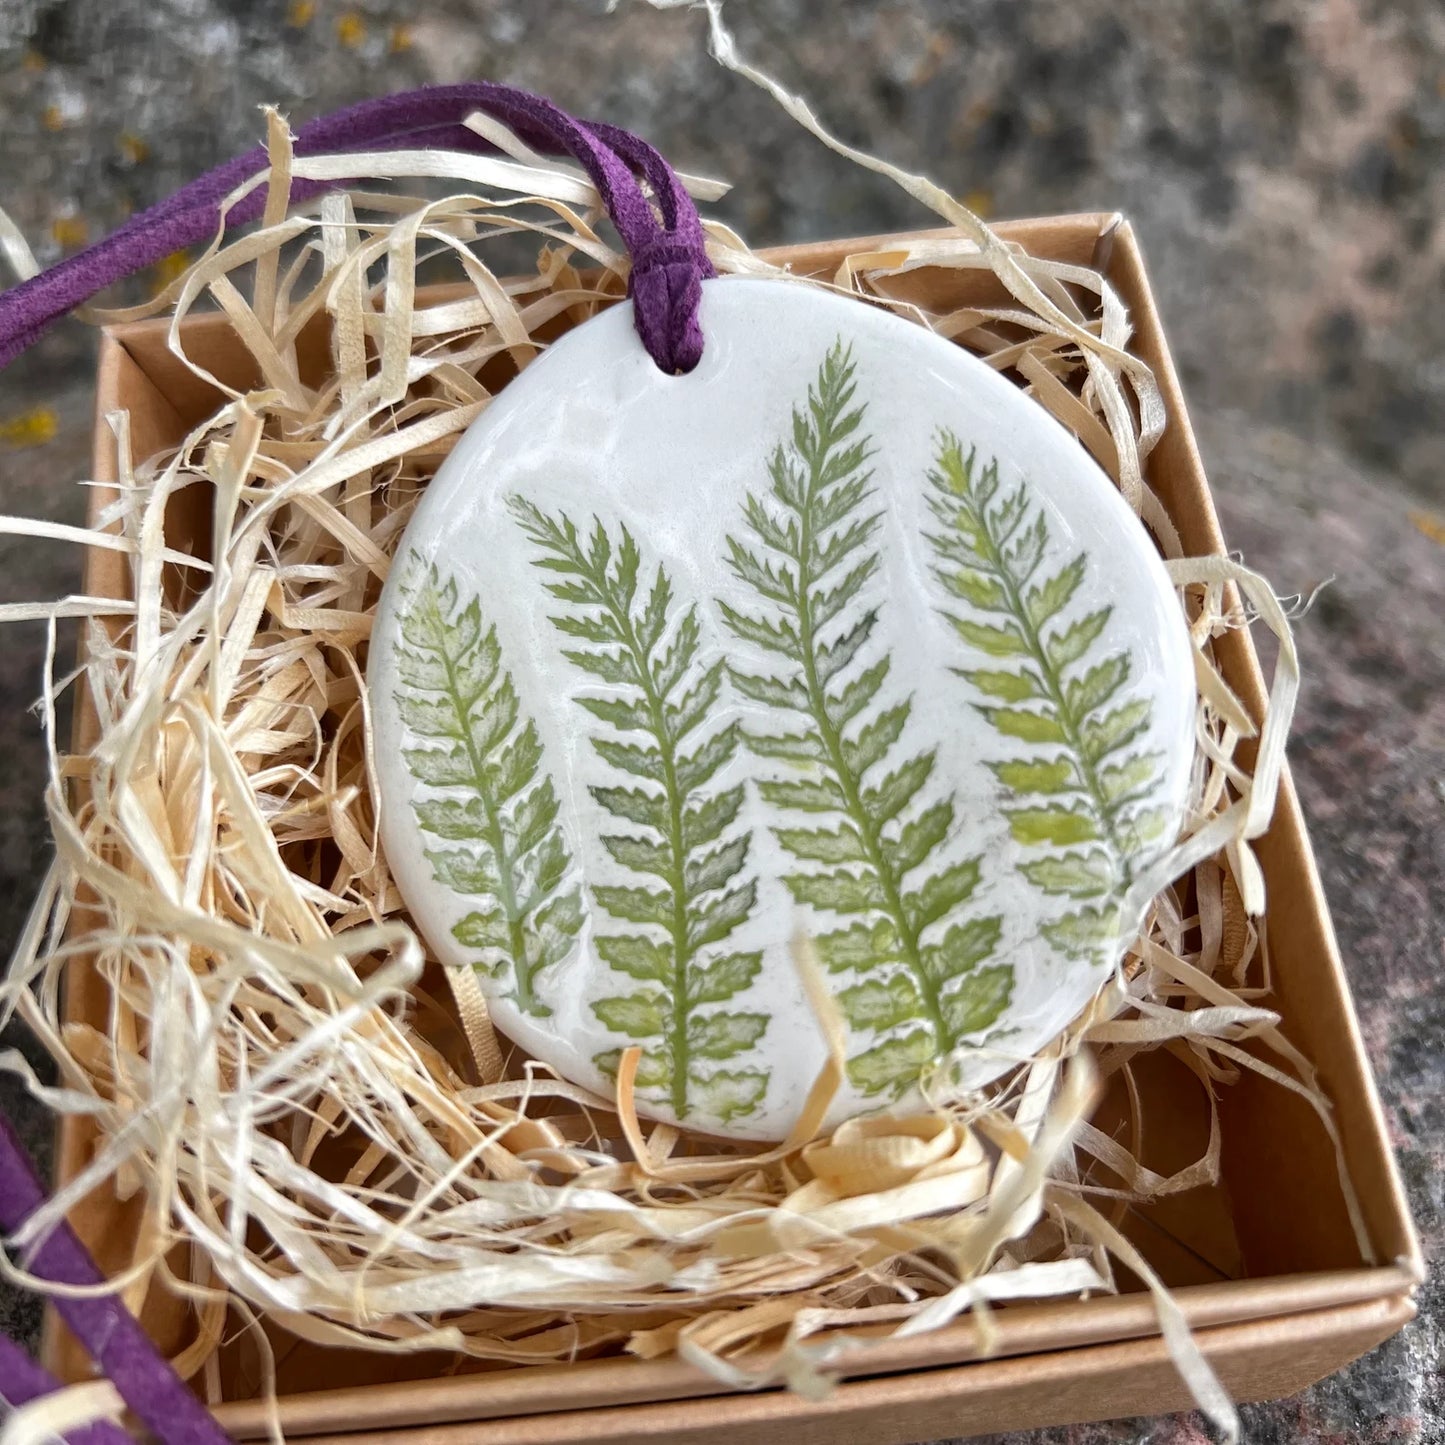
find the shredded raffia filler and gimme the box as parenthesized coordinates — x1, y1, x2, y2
(0, 29, 1371, 1445)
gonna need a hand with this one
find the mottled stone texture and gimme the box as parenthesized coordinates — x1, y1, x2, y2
(0, 3, 1440, 1441)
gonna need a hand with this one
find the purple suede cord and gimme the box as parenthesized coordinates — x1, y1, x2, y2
(0, 1335, 136, 1445)
(0, 83, 714, 373)
(0, 1115, 230, 1445)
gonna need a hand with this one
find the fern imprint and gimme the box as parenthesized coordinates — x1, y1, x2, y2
(723, 342, 1011, 1098)
(925, 437, 1169, 959)
(511, 500, 769, 1125)
(393, 559, 583, 1016)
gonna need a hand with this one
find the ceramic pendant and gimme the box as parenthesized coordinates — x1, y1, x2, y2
(369, 278, 1196, 1141)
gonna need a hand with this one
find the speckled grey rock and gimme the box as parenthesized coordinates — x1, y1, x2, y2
(0, 3, 1440, 1440)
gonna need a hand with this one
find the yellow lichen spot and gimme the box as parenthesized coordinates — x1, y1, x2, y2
(41, 104, 65, 132)
(286, 0, 315, 25)
(336, 12, 366, 47)
(911, 30, 951, 85)
(960, 98, 992, 130)
(118, 132, 149, 165)
(389, 23, 413, 53)
(1410, 510, 1445, 547)
(50, 215, 88, 248)
(962, 189, 993, 219)
(0, 408, 59, 449)
(154, 249, 192, 287)
(23, 50, 46, 73)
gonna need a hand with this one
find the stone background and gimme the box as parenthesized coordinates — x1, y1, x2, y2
(0, 2, 1440, 1441)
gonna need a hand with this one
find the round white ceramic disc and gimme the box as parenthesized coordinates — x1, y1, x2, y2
(370, 277, 1195, 1141)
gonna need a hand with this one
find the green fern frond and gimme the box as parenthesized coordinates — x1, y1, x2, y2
(723, 341, 1011, 1098)
(925, 436, 1169, 958)
(393, 558, 582, 1015)
(511, 499, 768, 1125)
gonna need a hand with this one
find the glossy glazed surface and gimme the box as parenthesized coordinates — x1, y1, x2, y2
(371, 278, 1196, 1139)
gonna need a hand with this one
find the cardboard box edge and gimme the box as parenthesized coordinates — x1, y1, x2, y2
(238, 1295, 1418, 1445)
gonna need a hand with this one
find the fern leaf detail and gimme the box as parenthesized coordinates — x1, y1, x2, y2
(925, 437, 1168, 957)
(724, 341, 1011, 1097)
(511, 501, 768, 1125)
(393, 558, 582, 1015)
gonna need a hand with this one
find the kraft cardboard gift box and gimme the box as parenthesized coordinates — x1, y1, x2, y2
(45, 215, 1421, 1444)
